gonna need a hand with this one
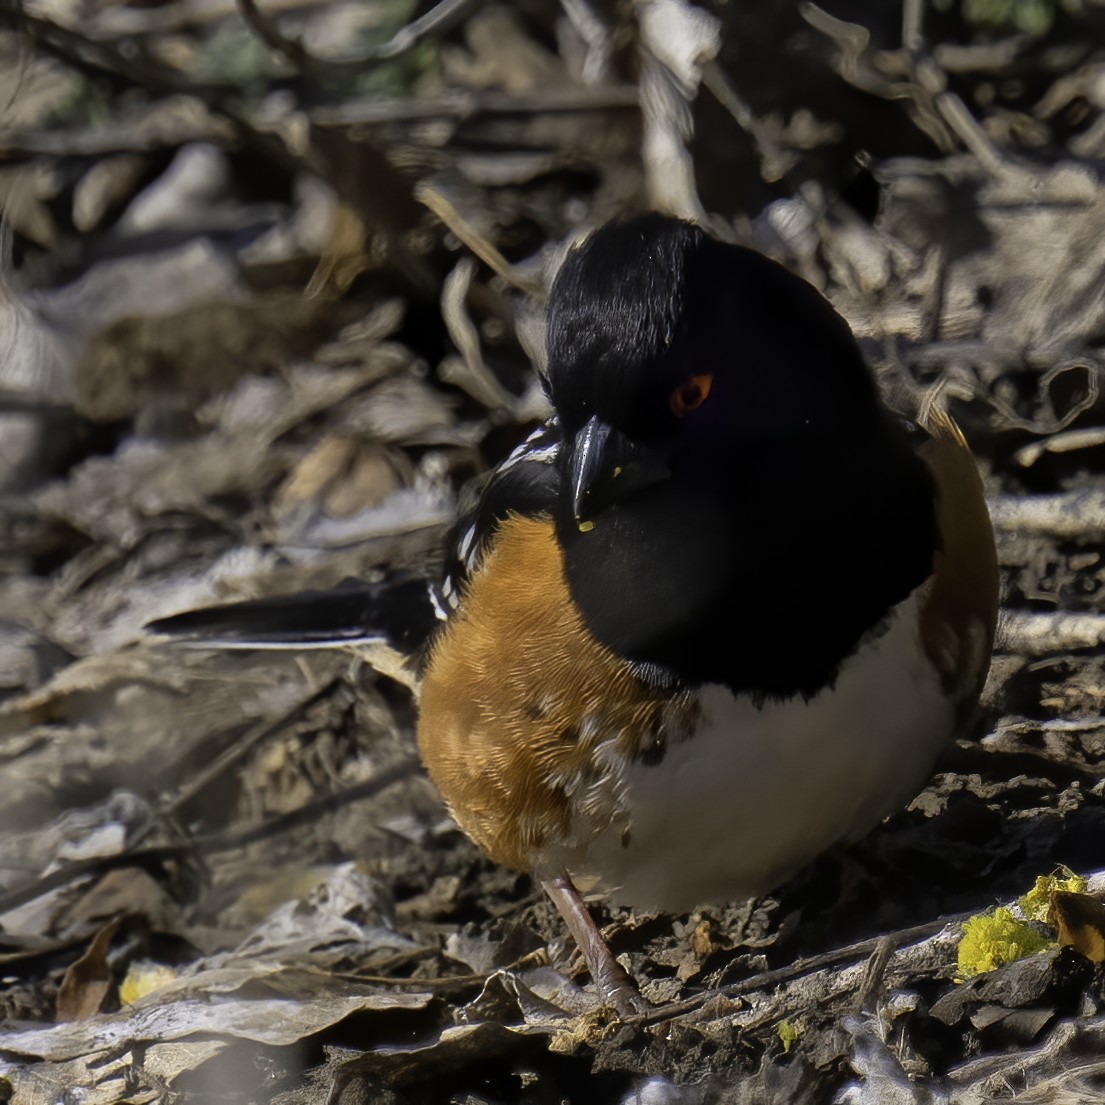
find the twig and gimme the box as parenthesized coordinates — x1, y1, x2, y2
(946, 1014, 1105, 1096)
(439, 257, 520, 412)
(701, 63, 793, 186)
(988, 489, 1105, 537)
(4, 5, 314, 183)
(629, 912, 968, 1026)
(234, 0, 483, 74)
(912, 55, 1011, 179)
(855, 935, 896, 1012)
(634, 0, 717, 220)
(415, 183, 544, 296)
(235, 0, 313, 72)
(798, 3, 880, 94)
(987, 362, 1101, 434)
(0, 760, 419, 915)
(561, 0, 613, 84)
(800, 0, 1023, 175)
(990, 717, 1105, 738)
(999, 612, 1105, 656)
(367, 0, 479, 60)
(3, 5, 231, 104)
(0, 114, 234, 162)
(632, 872, 1105, 1026)
(158, 677, 343, 822)
(309, 85, 639, 126)
(932, 36, 1033, 73)
(901, 0, 923, 54)
(8, 2, 446, 307)
(1014, 427, 1105, 468)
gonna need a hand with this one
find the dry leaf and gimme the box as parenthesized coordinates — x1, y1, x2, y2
(1050, 891, 1105, 963)
(56, 919, 121, 1022)
(690, 919, 714, 959)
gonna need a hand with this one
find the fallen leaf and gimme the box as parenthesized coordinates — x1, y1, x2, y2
(690, 919, 714, 958)
(1050, 890, 1105, 963)
(0, 989, 434, 1062)
(56, 919, 121, 1022)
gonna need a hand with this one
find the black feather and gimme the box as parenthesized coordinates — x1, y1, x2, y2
(436, 419, 561, 612)
(547, 214, 938, 700)
(146, 575, 438, 656)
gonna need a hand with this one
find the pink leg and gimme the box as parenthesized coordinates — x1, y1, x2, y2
(541, 873, 648, 1017)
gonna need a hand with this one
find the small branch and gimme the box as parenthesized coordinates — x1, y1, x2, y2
(236, 0, 313, 72)
(0, 759, 419, 915)
(988, 489, 1105, 537)
(999, 612, 1105, 656)
(800, 0, 1028, 178)
(632, 911, 968, 1027)
(377, 0, 479, 59)
(633, 0, 717, 220)
(415, 183, 544, 296)
(157, 677, 342, 822)
(1014, 427, 1105, 469)
(234, 0, 483, 75)
(0, 110, 235, 163)
(701, 63, 793, 186)
(310, 84, 639, 126)
(987, 717, 1105, 740)
(912, 55, 1011, 179)
(798, 3, 881, 94)
(901, 0, 923, 54)
(439, 257, 520, 413)
(4, 5, 225, 103)
(932, 36, 1033, 74)
(4, 5, 316, 184)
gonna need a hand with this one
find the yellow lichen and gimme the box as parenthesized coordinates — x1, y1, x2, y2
(956, 907, 1053, 977)
(119, 961, 177, 1005)
(776, 1019, 800, 1053)
(1018, 867, 1087, 923)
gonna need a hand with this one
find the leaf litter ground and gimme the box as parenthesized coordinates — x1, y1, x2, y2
(1, 1, 1105, 1101)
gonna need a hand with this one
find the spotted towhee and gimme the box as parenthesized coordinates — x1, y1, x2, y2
(150, 213, 999, 1015)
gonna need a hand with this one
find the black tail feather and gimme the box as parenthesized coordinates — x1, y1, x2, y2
(146, 575, 439, 657)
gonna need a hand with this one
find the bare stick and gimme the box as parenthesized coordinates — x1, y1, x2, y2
(235, 0, 483, 74)
(0, 759, 418, 915)
(415, 183, 544, 296)
(236, 0, 313, 71)
(989, 489, 1105, 537)
(999, 612, 1105, 657)
(1014, 428, 1105, 469)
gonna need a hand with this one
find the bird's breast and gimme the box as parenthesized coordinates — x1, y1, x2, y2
(418, 512, 963, 914)
(416, 514, 701, 873)
(554, 583, 955, 912)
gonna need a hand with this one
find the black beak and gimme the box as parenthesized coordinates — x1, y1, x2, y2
(568, 414, 671, 524)
(569, 414, 613, 521)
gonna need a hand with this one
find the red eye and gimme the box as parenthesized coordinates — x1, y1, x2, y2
(670, 374, 714, 416)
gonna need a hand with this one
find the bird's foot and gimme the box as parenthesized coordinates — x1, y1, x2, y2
(541, 872, 651, 1020)
(592, 958, 650, 1019)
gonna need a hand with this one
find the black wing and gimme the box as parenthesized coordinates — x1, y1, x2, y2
(146, 574, 439, 656)
(433, 417, 562, 618)
(146, 419, 563, 662)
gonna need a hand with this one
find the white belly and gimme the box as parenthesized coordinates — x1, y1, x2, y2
(567, 587, 951, 912)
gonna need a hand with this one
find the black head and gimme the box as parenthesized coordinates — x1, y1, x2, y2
(544, 213, 936, 698)
(548, 214, 884, 519)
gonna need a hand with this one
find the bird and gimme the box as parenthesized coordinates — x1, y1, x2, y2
(148, 212, 999, 1016)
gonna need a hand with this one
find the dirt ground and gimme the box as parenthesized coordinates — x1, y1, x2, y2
(1, 0, 1105, 1101)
